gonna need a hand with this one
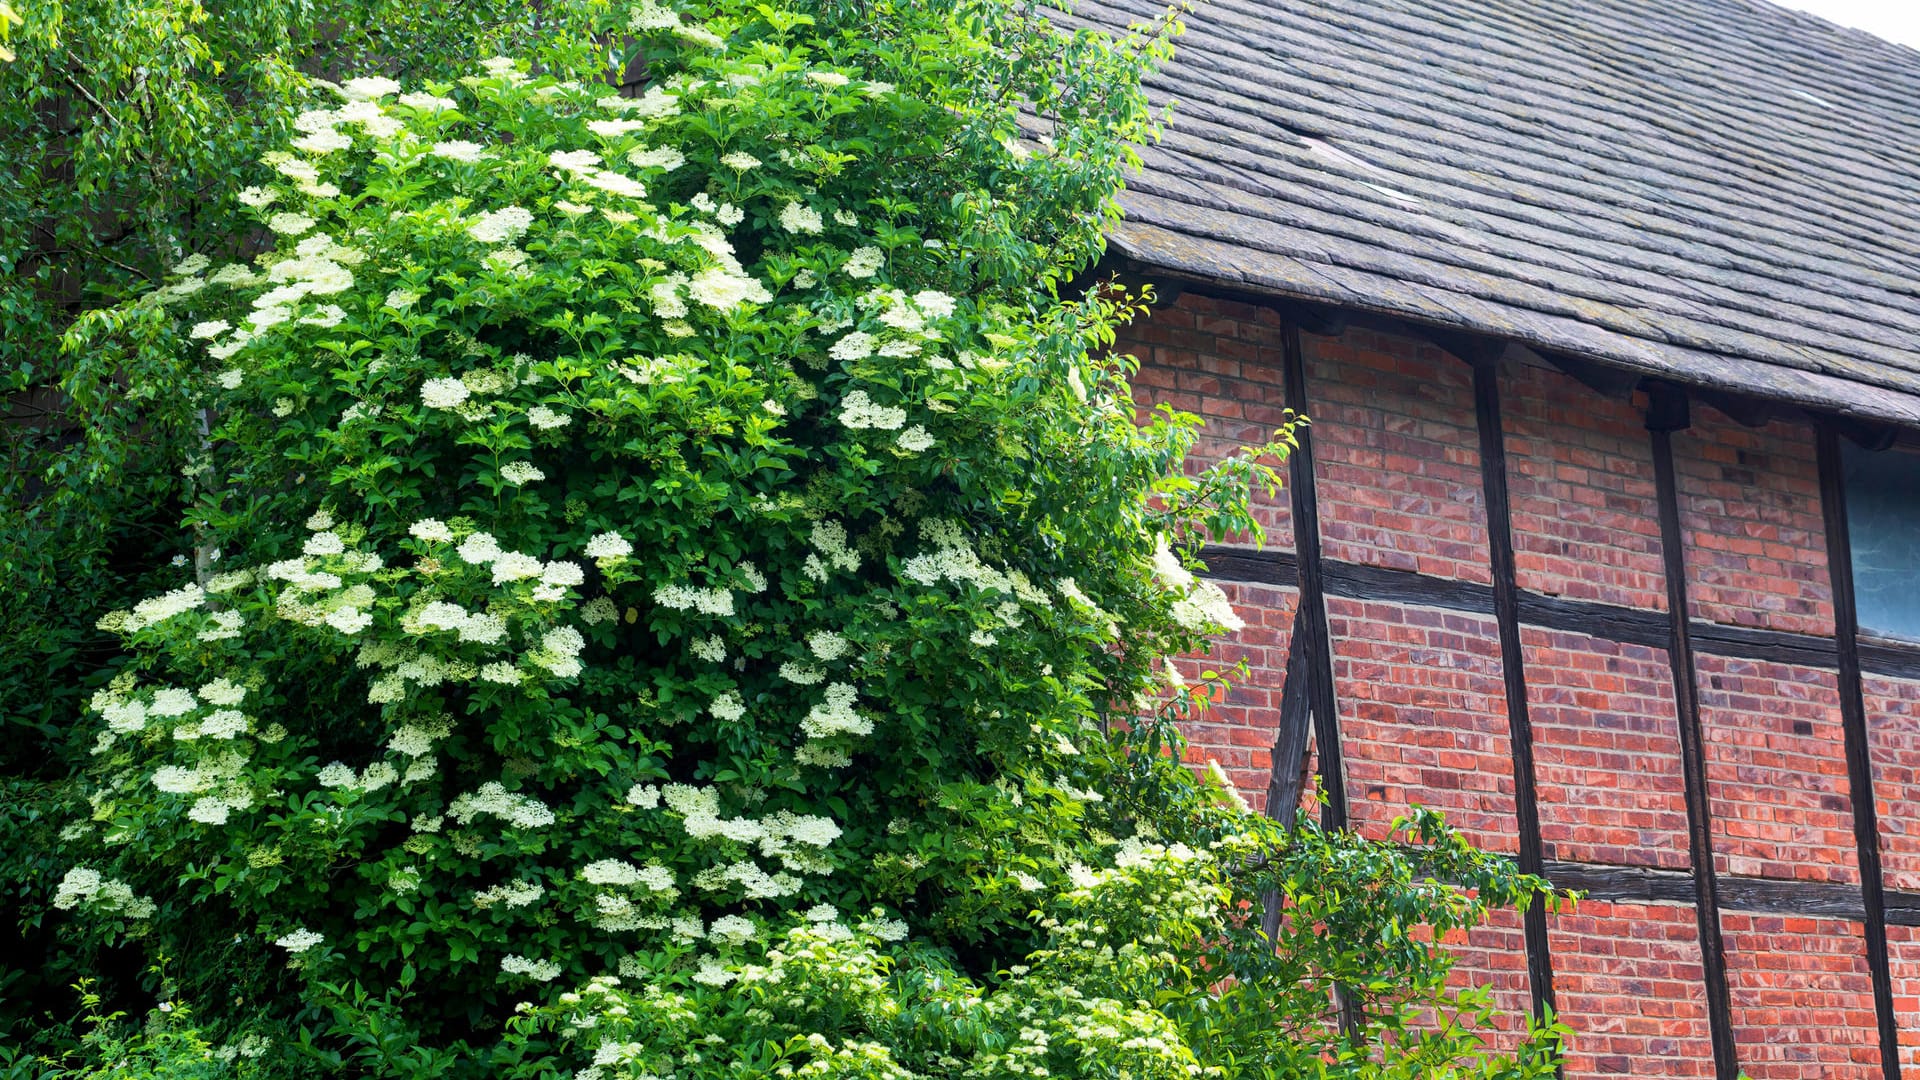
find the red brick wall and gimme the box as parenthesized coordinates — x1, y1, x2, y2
(1502, 363, 1667, 611)
(1172, 579, 1298, 814)
(1549, 900, 1717, 1076)
(1438, 909, 1535, 1055)
(1674, 409, 1834, 636)
(1526, 627, 1691, 871)
(1115, 292, 1907, 1078)
(1328, 596, 1519, 854)
(1126, 294, 1294, 549)
(1869, 675, 1920, 891)
(1885, 924, 1920, 1073)
(1302, 328, 1492, 582)
(1698, 656, 1856, 884)
(1722, 914, 1880, 1077)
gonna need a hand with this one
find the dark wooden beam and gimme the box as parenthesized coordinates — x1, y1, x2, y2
(1280, 320, 1347, 832)
(1648, 399, 1740, 1080)
(1261, 627, 1313, 945)
(1544, 860, 1879, 921)
(1197, 546, 1920, 681)
(1817, 426, 1902, 1080)
(1471, 357, 1557, 1023)
(1263, 629, 1313, 831)
(1860, 638, 1920, 682)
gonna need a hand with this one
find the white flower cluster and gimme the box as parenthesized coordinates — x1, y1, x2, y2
(900, 519, 1017, 597)
(500, 461, 545, 486)
(449, 781, 556, 830)
(501, 954, 563, 981)
(837, 389, 907, 431)
(316, 761, 400, 792)
(896, 425, 935, 453)
(844, 245, 885, 279)
(53, 867, 157, 919)
(676, 790, 839, 862)
(274, 927, 325, 954)
(387, 716, 451, 758)
(805, 520, 861, 582)
(625, 145, 685, 171)
(653, 582, 734, 617)
(528, 626, 587, 678)
(584, 532, 633, 560)
(430, 139, 488, 163)
(580, 859, 677, 892)
(709, 690, 746, 722)
(690, 859, 801, 900)
(1151, 536, 1247, 633)
(779, 661, 824, 685)
(421, 377, 470, 410)
(473, 880, 546, 910)
(467, 205, 535, 244)
(120, 583, 207, 632)
(779, 202, 824, 234)
(685, 266, 772, 312)
(408, 600, 507, 645)
(807, 630, 849, 661)
(802, 683, 870, 739)
(526, 405, 571, 430)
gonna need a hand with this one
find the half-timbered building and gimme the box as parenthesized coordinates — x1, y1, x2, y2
(1081, 0, 1920, 1075)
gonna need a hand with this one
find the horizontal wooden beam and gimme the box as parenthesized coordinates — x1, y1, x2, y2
(1543, 860, 1882, 921)
(1199, 545, 1920, 681)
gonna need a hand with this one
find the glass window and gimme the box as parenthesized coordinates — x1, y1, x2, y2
(1844, 442, 1920, 642)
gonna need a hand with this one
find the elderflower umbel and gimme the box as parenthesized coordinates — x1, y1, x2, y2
(430, 140, 487, 163)
(626, 145, 685, 170)
(779, 202, 824, 234)
(275, 928, 325, 954)
(499, 462, 545, 486)
(802, 683, 870, 738)
(686, 267, 771, 311)
(843, 246, 884, 278)
(500, 955, 562, 981)
(466, 206, 534, 244)
(584, 532, 632, 560)
(837, 390, 906, 430)
(420, 378, 471, 410)
(449, 782, 555, 829)
(526, 405, 571, 430)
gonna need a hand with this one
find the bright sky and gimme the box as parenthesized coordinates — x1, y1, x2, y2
(1772, 0, 1920, 49)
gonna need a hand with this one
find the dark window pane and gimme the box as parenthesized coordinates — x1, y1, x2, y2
(1844, 443, 1920, 642)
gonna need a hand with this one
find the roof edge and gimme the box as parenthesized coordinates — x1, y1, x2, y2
(1106, 222, 1920, 433)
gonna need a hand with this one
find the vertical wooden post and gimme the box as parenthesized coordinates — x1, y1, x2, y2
(1646, 385, 1740, 1080)
(1264, 630, 1313, 831)
(1816, 426, 1903, 1080)
(1280, 320, 1346, 830)
(1261, 630, 1312, 944)
(1469, 356, 1558, 1023)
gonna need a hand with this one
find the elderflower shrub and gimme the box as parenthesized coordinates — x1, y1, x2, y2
(50, 1, 1563, 1076)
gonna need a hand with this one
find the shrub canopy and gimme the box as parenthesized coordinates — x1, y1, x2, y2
(38, 2, 1563, 1077)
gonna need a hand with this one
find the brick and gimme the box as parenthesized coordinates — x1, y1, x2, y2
(1698, 657, 1856, 883)
(1722, 914, 1878, 1077)
(1673, 409, 1833, 636)
(1549, 900, 1717, 1076)
(1526, 628, 1691, 870)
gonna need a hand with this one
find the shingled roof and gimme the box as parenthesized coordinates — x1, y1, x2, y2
(1072, 0, 1920, 428)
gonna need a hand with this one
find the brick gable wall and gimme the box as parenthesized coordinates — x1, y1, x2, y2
(1121, 289, 1920, 1080)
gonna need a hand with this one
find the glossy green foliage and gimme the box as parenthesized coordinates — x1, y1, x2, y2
(19, 2, 1565, 1076)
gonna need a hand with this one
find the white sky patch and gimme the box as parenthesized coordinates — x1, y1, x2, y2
(1770, 0, 1920, 50)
